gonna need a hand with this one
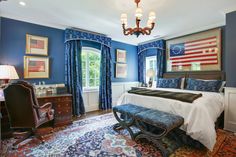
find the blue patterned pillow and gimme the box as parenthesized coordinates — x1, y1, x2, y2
(157, 78, 181, 89)
(186, 78, 222, 92)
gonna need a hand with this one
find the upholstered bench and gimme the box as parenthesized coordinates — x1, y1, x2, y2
(113, 104, 150, 139)
(113, 104, 184, 157)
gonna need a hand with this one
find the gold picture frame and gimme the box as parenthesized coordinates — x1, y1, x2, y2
(24, 56, 49, 79)
(26, 34, 48, 56)
(166, 28, 221, 72)
(116, 49, 126, 63)
(115, 63, 127, 78)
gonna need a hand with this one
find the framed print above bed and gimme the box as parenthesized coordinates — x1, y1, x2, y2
(24, 56, 49, 78)
(166, 28, 221, 72)
(26, 34, 48, 56)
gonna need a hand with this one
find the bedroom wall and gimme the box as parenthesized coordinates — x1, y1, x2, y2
(226, 11, 236, 87)
(0, 17, 138, 84)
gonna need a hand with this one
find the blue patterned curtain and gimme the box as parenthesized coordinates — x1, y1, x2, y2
(156, 48, 165, 79)
(65, 28, 112, 111)
(138, 40, 166, 82)
(65, 40, 85, 116)
(138, 50, 147, 83)
(99, 45, 112, 110)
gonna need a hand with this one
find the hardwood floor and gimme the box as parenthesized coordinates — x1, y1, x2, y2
(73, 110, 112, 121)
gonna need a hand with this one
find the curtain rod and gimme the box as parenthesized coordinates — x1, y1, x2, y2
(69, 27, 108, 37)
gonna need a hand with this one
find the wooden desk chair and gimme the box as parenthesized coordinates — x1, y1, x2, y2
(3, 81, 54, 149)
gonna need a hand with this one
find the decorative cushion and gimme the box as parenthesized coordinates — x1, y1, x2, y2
(157, 78, 181, 89)
(186, 78, 222, 92)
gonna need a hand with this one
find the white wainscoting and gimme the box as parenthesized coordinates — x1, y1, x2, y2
(112, 82, 139, 106)
(83, 81, 139, 112)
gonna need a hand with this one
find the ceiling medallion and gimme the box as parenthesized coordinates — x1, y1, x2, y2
(120, 0, 156, 37)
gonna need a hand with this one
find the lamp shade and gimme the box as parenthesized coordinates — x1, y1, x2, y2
(146, 69, 155, 77)
(0, 65, 19, 80)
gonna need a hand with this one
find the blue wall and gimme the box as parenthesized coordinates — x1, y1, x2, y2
(226, 11, 236, 87)
(0, 17, 138, 84)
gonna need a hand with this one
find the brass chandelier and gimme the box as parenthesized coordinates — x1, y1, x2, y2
(120, 0, 156, 37)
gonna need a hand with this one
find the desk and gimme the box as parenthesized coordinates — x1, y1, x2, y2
(0, 93, 73, 139)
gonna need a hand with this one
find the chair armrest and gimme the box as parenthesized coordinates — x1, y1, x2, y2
(33, 102, 52, 110)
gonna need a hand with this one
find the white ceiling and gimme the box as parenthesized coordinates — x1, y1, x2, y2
(1, 0, 236, 45)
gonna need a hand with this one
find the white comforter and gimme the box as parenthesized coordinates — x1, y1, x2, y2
(117, 88, 224, 151)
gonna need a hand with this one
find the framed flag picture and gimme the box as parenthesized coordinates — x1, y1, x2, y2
(26, 34, 48, 56)
(166, 28, 221, 72)
(24, 56, 49, 78)
(116, 49, 126, 63)
(115, 63, 127, 78)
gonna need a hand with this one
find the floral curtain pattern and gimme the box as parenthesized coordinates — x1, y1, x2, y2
(65, 29, 112, 112)
(99, 45, 112, 110)
(138, 40, 166, 83)
(65, 40, 85, 116)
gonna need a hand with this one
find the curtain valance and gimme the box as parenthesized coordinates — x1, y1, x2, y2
(65, 29, 112, 47)
(138, 39, 165, 54)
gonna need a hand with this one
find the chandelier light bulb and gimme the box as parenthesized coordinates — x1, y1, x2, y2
(120, 13, 128, 23)
(135, 7, 143, 19)
(149, 11, 156, 21)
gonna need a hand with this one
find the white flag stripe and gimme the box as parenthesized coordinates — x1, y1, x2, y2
(185, 42, 217, 50)
(172, 60, 218, 66)
(170, 52, 216, 59)
(185, 48, 216, 54)
(172, 56, 217, 63)
(185, 38, 217, 47)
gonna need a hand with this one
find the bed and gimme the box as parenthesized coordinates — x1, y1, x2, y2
(117, 71, 225, 151)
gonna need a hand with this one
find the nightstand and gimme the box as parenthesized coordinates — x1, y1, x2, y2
(224, 87, 236, 133)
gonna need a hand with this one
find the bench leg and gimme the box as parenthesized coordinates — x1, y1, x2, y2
(134, 119, 170, 157)
(113, 110, 136, 140)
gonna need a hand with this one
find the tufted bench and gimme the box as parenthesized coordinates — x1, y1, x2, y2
(113, 104, 184, 157)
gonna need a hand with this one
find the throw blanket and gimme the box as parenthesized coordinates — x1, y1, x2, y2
(128, 87, 202, 103)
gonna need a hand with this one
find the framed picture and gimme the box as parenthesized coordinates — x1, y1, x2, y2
(116, 49, 126, 63)
(26, 34, 48, 56)
(115, 63, 127, 78)
(166, 28, 221, 72)
(24, 56, 49, 78)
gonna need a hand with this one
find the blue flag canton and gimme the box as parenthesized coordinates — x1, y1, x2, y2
(170, 43, 185, 57)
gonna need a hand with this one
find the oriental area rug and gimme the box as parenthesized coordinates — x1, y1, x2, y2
(1, 113, 236, 157)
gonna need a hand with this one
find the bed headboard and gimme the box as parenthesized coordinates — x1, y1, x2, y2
(163, 71, 225, 80)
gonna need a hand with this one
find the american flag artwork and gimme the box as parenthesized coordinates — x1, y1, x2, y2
(30, 39, 45, 49)
(169, 36, 219, 68)
(28, 60, 45, 72)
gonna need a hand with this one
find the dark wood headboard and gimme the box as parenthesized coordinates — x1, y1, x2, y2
(163, 71, 225, 80)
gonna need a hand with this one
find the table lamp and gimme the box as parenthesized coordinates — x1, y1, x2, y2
(0, 65, 19, 84)
(146, 69, 155, 87)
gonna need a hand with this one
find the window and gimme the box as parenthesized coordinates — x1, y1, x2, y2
(82, 47, 101, 90)
(146, 56, 157, 82)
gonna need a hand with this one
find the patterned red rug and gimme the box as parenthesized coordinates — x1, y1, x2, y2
(1, 113, 236, 157)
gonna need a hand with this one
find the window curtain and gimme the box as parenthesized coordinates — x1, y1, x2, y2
(65, 40, 85, 116)
(138, 50, 147, 83)
(65, 29, 112, 112)
(156, 48, 165, 79)
(138, 40, 166, 82)
(99, 45, 112, 110)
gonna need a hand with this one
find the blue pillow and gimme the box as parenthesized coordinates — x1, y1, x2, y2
(186, 78, 222, 92)
(157, 78, 181, 89)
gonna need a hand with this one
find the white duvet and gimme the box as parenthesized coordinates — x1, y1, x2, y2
(117, 88, 224, 151)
